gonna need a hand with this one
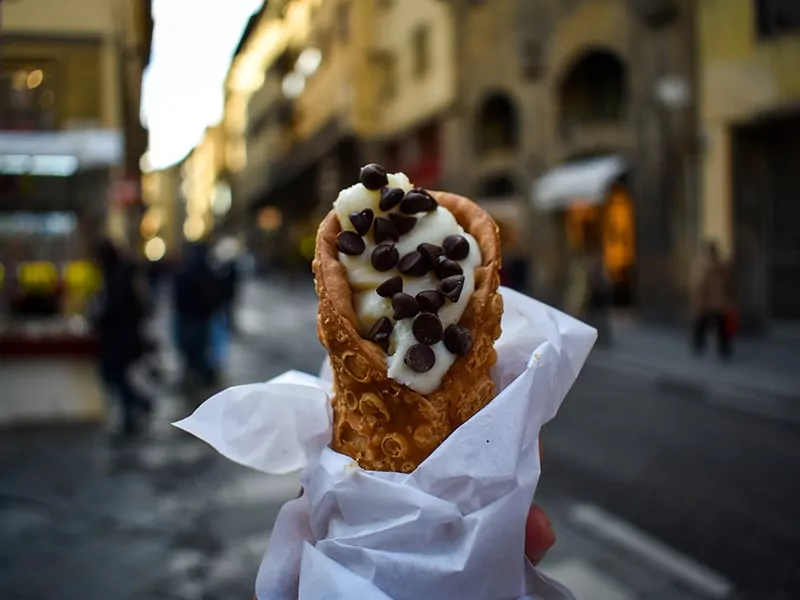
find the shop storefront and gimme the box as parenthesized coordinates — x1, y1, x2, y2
(533, 155, 636, 307)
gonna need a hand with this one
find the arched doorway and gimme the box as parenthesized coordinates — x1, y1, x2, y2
(479, 172, 516, 197)
(475, 92, 519, 155)
(558, 49, 627, 135)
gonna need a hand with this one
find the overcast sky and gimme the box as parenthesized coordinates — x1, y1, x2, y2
(141, 0, 262, 170)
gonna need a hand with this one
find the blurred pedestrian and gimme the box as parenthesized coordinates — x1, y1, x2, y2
(585, 241, 613, 347)
(173, 242, 224, 390)
(690, 240, 733, 360)
(212, 236, 241, 334)
(90, 238, 153, 437)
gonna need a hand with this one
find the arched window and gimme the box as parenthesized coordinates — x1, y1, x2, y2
(559, 50, 627, 133)
(479, 173, 516, 197)
(475, 93, 518, 155)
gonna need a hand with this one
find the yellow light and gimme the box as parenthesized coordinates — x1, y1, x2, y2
(26, 69, 44, 90)
(184, 215, 206, 241)
(140, 208, 163, 239)
(11, 70, 27, 90)
(18, 262, 58, 288)
(258, 206, 283, 231)
(144, 237, 166, 261)
(187, 195, 207, 216)
(64, 261, 99, 289)
(300, 234, 316, 261)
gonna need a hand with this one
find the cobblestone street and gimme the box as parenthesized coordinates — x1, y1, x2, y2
(3, 278, 798, 599)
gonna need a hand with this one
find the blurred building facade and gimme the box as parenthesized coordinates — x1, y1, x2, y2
(214, 0, 800, 330)
(697, 0, 800, 331)
(441, 0, 697, 321)
(0, 0, 152, 335)
(224, 0, 700, 322)
(220, 0, 456, 272)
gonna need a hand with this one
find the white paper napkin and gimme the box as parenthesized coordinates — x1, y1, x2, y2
(175, 287, 596, 599)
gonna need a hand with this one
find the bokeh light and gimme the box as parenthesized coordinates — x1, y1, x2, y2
(144, 236, 166, 261)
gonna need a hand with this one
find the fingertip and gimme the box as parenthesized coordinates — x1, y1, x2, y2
(525, 504, 556, 564)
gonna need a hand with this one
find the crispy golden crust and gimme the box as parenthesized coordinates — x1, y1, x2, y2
(313, 191, 503, 472)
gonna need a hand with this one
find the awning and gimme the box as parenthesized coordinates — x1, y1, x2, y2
(532, 155, 627, 211)
(0, 129, 123, 175)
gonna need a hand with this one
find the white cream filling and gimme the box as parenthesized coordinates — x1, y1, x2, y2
(332, 173, 481, 395)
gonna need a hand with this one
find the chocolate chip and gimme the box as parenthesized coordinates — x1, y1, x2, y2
(376, 276, 403, 298)
(415, 290, 444, 313)
(398, 251, 431, 277)
(349, 209, 374, 236)
(337, 231, 365, 255)
(391, 292, 419, 320)
(373, 217, 399, 244)
(405, 343, 436, 373)
(413, 313, 443, 345)
(371, 242, 399, 271)
(400, 189, 438, 214)
(434, 258, 464, 279)
(438, 274, 465, 302)
(379, 187, 404, 211)
(367, 316, 393, 345)
(417, 243, 443, 264)
(444, 324, 473, 356)
(389, 213, 417, 236)
(360, 163, 388, 190)
(443, 234, 470, 260)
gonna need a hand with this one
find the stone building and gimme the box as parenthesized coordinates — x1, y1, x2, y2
(697, 0, 800, 331)
(440, 0, 697, 322)
(227, 0, 457, 272)
(225, 0, 700, 322)
(1, 0, 153, 247)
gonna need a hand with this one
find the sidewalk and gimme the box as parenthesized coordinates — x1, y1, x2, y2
(588, 317, 800, 423)
(0, 358, 105, 428)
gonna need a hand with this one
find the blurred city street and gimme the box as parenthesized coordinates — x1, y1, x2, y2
(2, 277, 799, 599)
(3, 0, 800, 598)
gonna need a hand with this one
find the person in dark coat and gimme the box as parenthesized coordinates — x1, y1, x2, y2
(173, 242, 224, 388)
(91, 238, 153, 436)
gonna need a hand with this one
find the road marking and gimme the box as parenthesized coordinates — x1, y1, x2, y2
(539, 558, 636, 600)
(568, 503, 734, 599)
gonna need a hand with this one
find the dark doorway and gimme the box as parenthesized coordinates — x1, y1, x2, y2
(475, 93, 518, 155)
(733, 113, 800, 330)
(558, 49, 627, 135)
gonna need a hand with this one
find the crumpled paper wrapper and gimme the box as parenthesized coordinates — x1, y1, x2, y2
(175, 287, 596, 600)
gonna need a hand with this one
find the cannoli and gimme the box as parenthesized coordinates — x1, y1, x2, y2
(313, 164, 503, 471)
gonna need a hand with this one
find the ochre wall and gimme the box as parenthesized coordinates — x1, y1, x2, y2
(698, 0, 800, 255)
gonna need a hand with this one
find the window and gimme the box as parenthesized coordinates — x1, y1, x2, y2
(0, 62, 58, 131)
(337, 2, 350, 42)
(559, 50, 627, 134)
(755, 0, 800, 39)
(412, 25, 431, 79)
(380, 54, 397, 101)
(480, 174, 517, 197)
(475, 93, 519, 155)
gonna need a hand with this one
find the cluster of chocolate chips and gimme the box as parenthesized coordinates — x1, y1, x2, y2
(371, 242, 473, 373)
(338, 164, 474, 374)
(369, 269, 473, 373)
(336, 164, 440, 274)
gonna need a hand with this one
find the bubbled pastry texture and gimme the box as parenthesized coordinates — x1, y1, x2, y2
(313, 191, 503, 472)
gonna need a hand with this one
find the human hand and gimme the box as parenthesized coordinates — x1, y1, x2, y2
(525, 504, 556, 565)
